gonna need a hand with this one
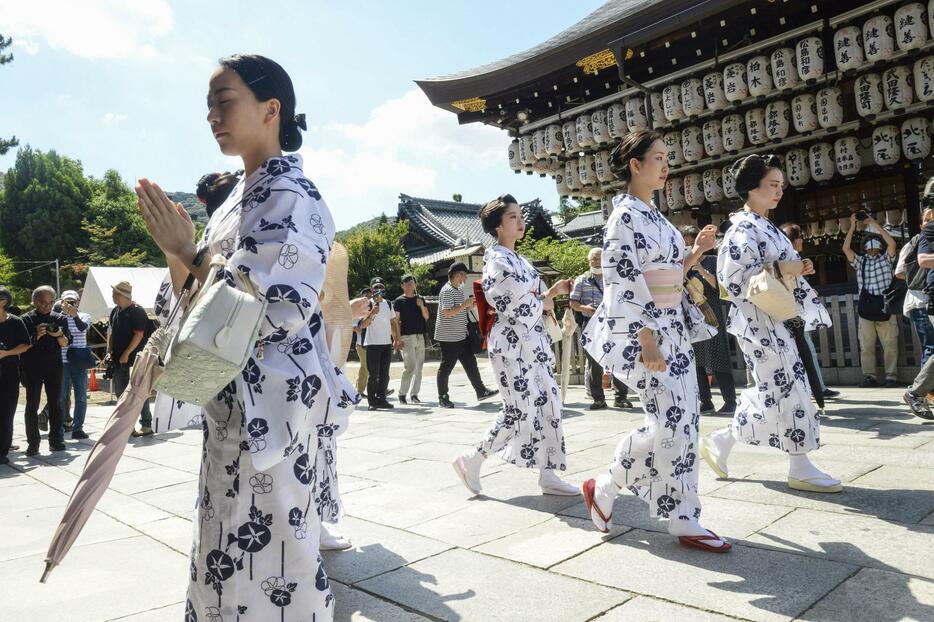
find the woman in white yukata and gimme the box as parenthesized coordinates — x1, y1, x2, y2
(451, 194, 579, 496)
(702, 154, 840, 493)
(580, 130, 730, 553)
(136, 54, 359, 622)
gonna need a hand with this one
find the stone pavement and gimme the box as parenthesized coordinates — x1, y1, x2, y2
(3, 361, 934, 621)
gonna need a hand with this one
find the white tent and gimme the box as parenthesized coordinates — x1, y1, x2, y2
(79, 267, 168, 321)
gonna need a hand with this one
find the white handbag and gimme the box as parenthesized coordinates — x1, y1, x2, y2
(744, 263, 798, 322)
(156, 254, 268, 406)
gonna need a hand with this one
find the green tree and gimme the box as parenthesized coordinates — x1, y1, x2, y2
(0, 147, 92, 286)
(553, 197, 600, 225)
(517, 230, 590, 279)
(80, 169, 163, 266)
(340, 220, 435, 298)
(0, 34, 18, 156)
(0, 249, 13, 283)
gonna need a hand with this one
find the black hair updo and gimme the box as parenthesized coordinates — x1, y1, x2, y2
(196, 171, 242, 217)
(479, 193, 519, 236)
(730, 154, 782, 200)
(219, 54, 306, 152)
(608, 129, 664, 184)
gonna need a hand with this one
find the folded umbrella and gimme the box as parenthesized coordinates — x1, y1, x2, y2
(320, 241, 353, 367)
(560, 307, 579, 403)
(41, 328, 168, 583)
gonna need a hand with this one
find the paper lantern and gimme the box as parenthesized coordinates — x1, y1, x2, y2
(838, 216, 850, 233)
(702, 71, 728, 111)
(565, 159, 581, 191)
(834, 136, 861, 177)
(562, 120, 579, 152)
(824, 219, 839, 236)
(809, 143, 835, 182)
(576, 114, 595, 148)
(883, 65, 914, 110)
(662, 84, 685, 121)
(895, 3, 928, 52)
(702, 168, 725, 202)
(833, 25, 865, 71)
(594, 150, 614, 183)
(649, 92, 666, 129)
(532, 129, 547, 160)
(792, 93, 819, 132)
(665, 177, 686, 211)
(795, 37, 824, 81)
(682, 126, 704, 162)
(702, 120, 724, 156)
(887, 209, 906, 226)
(555, 170, 570, 197)
(864, 14, 896, 62)
(544, 124, 563, 156)
(914, 56, 934, 103)
(684, 173, 705, 207)
(723, 62, 749, 102)
(519, 135, 535, 166)
(745, 108, 767, 145)
(578, 154, 596, 186)
(681, 78, 705, 116)
(624, 97, 648, 133)
(722, 165, 739, 199)
(854, 73, 885, 117)
(607, 103, 628, 138)
(664, 131, 684, 166)
(807, 221, 822, 239)
(722, 113, 746, 152)
(765, 100, 791, 140)
(901, 116, 932, 160)
(591, 109, 610, 145)
(872, 125, 901, 166)
(817, 87, 844, 129)
(508, 140, 522, 172)
(746, 55, 773, 97)
(771, 48, 799, 90)
(785, 148, 811, 187)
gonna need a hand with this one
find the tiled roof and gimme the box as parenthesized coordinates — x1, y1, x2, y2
(398, 194, 561, 253)
(558, 210, 605, 235)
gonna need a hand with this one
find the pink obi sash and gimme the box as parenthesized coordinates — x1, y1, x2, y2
(644, 268, 684, 308)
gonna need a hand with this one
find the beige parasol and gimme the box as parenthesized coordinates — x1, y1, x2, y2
(41, 328, 168, 583)
(559, 306, 579, 402)
(320, 241, 353, 367)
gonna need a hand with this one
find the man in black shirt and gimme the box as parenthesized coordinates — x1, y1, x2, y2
(20, 286, 72, 455)
(107, 281, 153, 437)
(0, 287, 32, 464)
(393, 274, 429, 404)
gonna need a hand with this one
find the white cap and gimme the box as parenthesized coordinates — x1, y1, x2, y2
(61, 290, 79, 302)
(864, 238, 883, 251)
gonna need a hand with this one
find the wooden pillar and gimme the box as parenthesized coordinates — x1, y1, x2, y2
(905, 162, 922, 235)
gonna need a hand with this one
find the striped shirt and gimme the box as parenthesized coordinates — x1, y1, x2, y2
(434, 282, 468, 342)
(61, 311, 92, 364)
(570, 270, 604, 307)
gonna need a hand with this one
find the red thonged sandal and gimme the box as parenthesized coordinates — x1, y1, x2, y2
(678, 530, 732, 553)
(582, 479, 611, 533)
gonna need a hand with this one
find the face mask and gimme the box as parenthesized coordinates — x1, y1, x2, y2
(591, 267, 603, 275)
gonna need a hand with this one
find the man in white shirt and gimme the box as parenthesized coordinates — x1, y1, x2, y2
(360, 277, 400, 410)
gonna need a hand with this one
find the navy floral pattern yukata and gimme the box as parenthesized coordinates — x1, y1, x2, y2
(479, 244, 567, 470)
(180, 155, 359, 622)
(584, 194, 715, 522)
(717, 210, 831, 453)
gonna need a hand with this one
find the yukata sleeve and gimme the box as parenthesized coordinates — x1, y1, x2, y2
(717, 224, 768, 304)
(600, 209, 663, 338)
(481, 254, 543, 333)
(225, 183, 330, 346)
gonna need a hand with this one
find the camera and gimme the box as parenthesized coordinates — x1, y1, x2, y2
(44, 323, 57, 332)
(856, 211, 869, 221)
(103, 357, 116, 380)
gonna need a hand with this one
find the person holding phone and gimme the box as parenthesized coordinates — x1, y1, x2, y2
(360, 277, 399, 410)
(19, 286, 72, 456)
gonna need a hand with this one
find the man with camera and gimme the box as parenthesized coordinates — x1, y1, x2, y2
(435, 262, 497, 408)
(393, 274, 429, 405)
(107, 281, 153, 436)
(359, 277, 399, 410)
(843, 211, 899, 388)
(58, 290, 93, 440)
(20, 286, 72, 455)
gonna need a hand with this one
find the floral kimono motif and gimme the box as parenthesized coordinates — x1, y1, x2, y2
(479, 244, 566, 470)
(584, 193, 712, 521)
(185, 155, 359, 622)
(717, 210, 831, 453)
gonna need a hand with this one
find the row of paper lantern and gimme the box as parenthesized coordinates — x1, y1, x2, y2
(802, 211, 908, 240)
(854, 58, 934, 117)
(549, 116, 932, 201)
(834, 3, 932, 72)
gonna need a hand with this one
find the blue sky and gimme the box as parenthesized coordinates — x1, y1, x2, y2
(0, 0, 605, 230)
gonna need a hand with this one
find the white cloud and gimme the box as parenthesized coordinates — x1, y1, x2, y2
(0, 0, 173, 59)
(101, 112, 127, 125)
(299, 88, 512, 226)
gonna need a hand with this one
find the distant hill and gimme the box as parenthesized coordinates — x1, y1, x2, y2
(337, 214, 396, 239)
(166, 191, 208, 225)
